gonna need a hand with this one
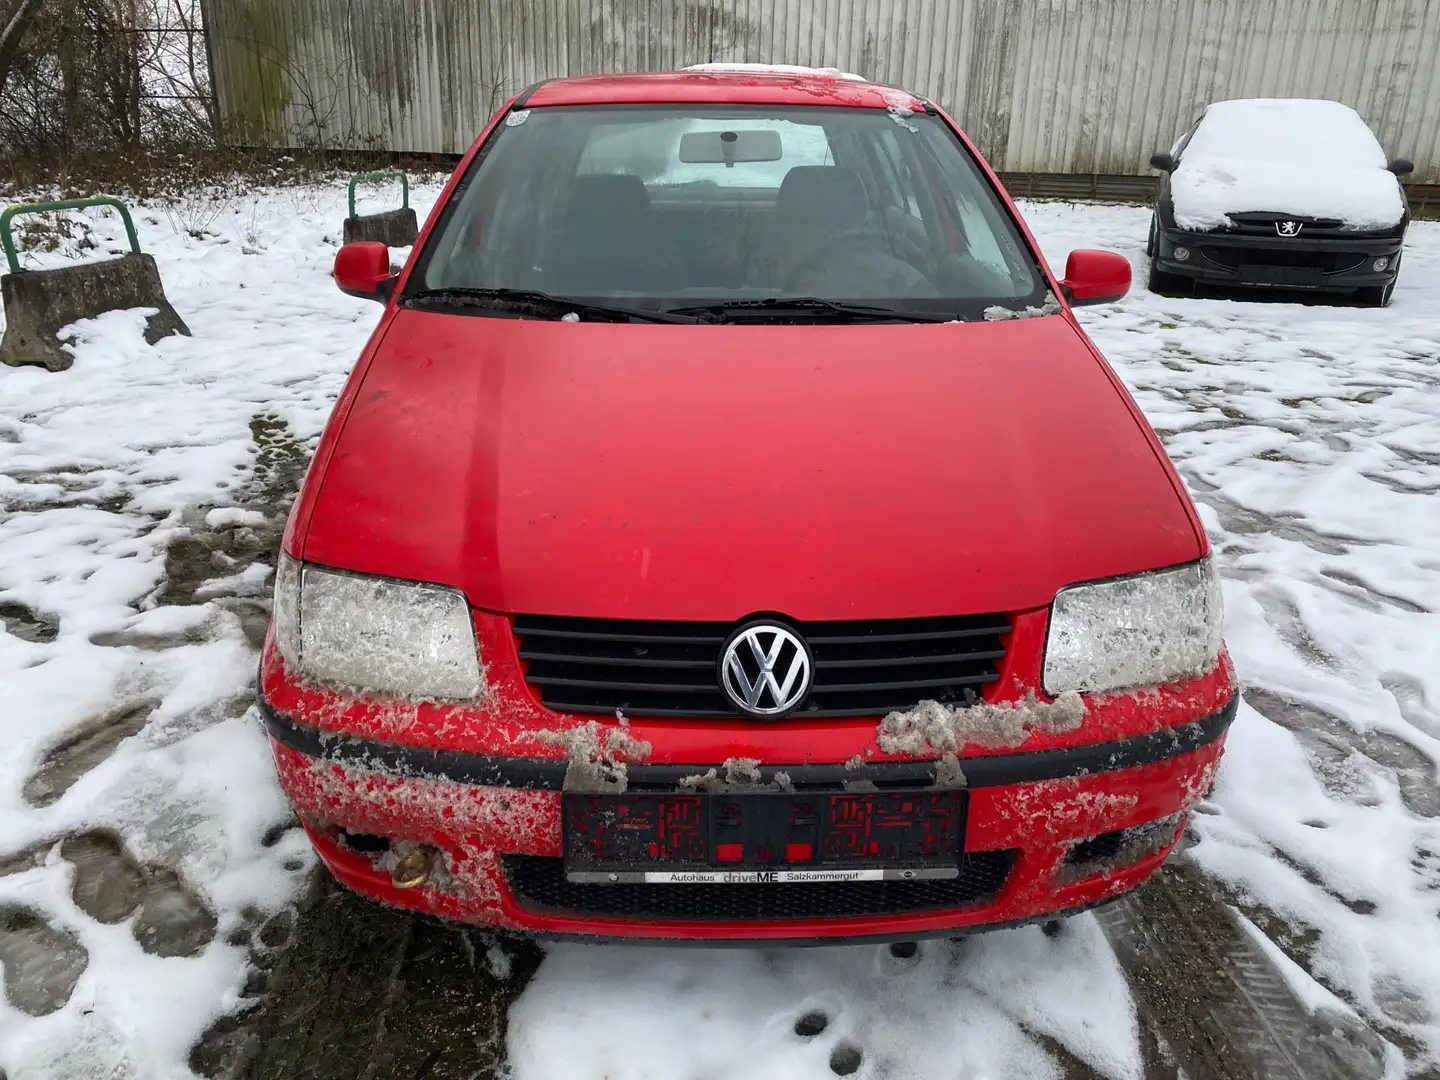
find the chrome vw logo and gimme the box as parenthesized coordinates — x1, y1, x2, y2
(1276, 220, 1303, 236)
(719, 623, 812, 717)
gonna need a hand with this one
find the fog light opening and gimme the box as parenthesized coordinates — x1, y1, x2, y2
(1060, 813, 1185, 883)
(338, 829, 390, 855)
(1172, 246, 1191, 262)
(1372, 257, 1390, 272)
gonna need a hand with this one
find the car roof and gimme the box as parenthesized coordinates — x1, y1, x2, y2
(524, 69, 923, 111)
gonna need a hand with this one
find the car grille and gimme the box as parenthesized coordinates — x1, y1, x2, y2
(1225, 212, 1346, 233)
(1199, 246, 1366, 273)
(511, 613, 1010, 718)
(501, 851, 1018, 920)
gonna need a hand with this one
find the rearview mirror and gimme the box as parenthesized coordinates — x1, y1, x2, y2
(334, 241, 397, 302)
(1060, 249, 1131, 307)
(678, 129, 783, 166)
(1149, 151, 1177, 172)
(1387, 157, 1414, 177)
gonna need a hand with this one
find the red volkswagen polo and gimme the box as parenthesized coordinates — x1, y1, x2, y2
(261, 68, 1235, 943)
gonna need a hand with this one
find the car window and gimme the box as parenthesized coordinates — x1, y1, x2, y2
(1172, 116, 1203, 159)
(413, 104, 1047, 319)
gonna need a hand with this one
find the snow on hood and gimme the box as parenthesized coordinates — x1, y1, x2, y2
(1170, 99, 1405, 231)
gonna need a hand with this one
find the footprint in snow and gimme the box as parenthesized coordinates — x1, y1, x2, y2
(22, 698, 157, 807)
(1245, 687, 1440, 818)
(0, 906, 88, 1015)
(830, 1042, 864, 1076)
(794, 1011, 829, 1038)
(0, 600, 58, 643)
(61, 829, 217, 956)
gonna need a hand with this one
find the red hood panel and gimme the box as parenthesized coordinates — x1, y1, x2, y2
(303, 312, 1200, 620)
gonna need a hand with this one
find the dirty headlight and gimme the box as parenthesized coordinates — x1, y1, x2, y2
(271, 552, 483, 700)
(1043, 559, 1223, 696)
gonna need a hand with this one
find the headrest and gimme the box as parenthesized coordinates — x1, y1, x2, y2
(775, 165, 869, 223)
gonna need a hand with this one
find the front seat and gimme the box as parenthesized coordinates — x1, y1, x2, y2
(765, 166, 932, 297)
(540, 174, 677, 295)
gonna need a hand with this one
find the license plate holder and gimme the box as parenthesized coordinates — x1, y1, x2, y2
(562, 789, 966, 883)
(1239, 264, 1324, 286)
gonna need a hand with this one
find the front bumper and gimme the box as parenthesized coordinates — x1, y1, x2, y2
(260, 685, 1237, 943)
(1155, 225, 1402, 291)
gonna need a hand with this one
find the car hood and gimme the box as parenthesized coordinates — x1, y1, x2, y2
(301, 311, 1202, 621)
(1170, 156, 1405, 232)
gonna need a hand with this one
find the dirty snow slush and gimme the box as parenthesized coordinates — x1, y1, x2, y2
(0, 189, 1437, 1078)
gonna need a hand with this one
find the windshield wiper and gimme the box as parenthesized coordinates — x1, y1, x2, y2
(405, 287, 697, 324)
(664, 297, 954, 323)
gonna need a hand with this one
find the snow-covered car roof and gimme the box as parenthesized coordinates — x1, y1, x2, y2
(1169, 98, 1405, 231)
(684, 62, 867, 81)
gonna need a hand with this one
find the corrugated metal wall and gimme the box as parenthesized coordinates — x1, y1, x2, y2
(204, 0, 1440, 180)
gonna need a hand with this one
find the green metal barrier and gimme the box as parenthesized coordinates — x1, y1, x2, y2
(347, 172, 410, 219)
(1, 197, 142, 275)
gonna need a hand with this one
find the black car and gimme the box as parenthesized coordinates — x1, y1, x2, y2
(1146, 98, 1412, 306)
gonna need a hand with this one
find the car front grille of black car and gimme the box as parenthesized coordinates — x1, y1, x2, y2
(511, 613, 1011, 719)
(1225, 212, 1348, 233)
(501, 851, 1019, 921)
(1199, 246, 1368, 273)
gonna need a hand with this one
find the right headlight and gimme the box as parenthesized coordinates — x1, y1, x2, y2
(271, 552, 484, 700)
(1043, 559, 1223, 696)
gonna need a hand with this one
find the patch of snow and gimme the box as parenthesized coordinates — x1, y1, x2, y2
(983, 291, 1063, 320)
(1170, 99, 1405, 231)
(202, 507, 267, 530)
(876, 87, 922, 132)
(878, 691, 1085, 755)
(524, 720, 652, 792)
(679, 757, 791, 793)
(508, 919, 1144, 1080)
(684, 62, 867, 81)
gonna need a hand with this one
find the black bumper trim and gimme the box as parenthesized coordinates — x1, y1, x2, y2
(258, 695, 1236, 793)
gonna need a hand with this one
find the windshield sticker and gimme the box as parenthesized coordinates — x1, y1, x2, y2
(505, 109, 531, 127)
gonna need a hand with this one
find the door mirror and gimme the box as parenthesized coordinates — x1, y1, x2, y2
(334, 241, 397, 302)
(1387, 157, 1414, 177)
(1060, 249, 1131, 307)
(1149, 151, 1177, 172)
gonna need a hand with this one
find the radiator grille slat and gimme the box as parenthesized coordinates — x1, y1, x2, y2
(512, 613, 1010, 719)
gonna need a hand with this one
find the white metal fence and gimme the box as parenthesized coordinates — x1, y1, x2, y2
(204, 0, 1440, 181)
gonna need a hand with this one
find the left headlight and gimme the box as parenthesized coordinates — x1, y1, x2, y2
(1043, 559, 1223, 696)
(271, 552, 484, 700)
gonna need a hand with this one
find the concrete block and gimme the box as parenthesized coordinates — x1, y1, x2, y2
(342, 208, 419, 248)
(0, 254, 189, 373)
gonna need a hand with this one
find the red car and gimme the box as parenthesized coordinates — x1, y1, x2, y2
(261, 69, 1235, 943)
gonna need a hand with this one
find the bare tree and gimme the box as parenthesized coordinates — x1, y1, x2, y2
(0, 0, 44, 96)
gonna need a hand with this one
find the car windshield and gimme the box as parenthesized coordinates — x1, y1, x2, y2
(409, 104, 1047, 321)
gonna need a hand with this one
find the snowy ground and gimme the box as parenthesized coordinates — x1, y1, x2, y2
(0, 187, 1437, 1079)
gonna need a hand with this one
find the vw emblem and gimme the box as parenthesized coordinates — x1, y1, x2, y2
(1276, 220, 1303, 236)
(719, 622, 812, 718)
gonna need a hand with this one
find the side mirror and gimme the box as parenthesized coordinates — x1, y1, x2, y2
(334, 241, 397, 302)
(1149, 151, 1177, 172)
(1387, 157, 1414, 177)
(1060, 249, 1131, 307)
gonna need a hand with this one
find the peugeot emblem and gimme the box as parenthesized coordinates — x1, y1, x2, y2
(719, 622, 812, 717)
(1276, 220, 1303, 236)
